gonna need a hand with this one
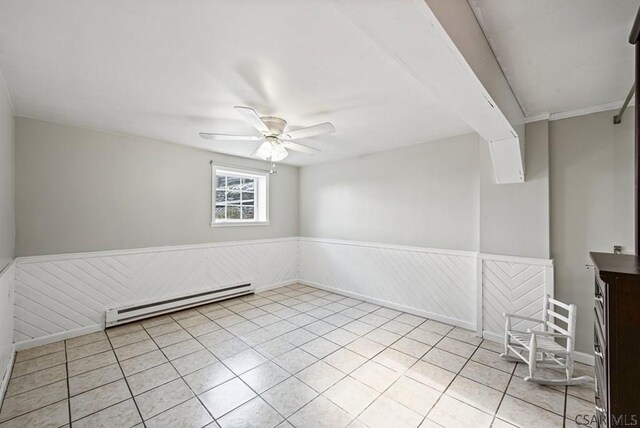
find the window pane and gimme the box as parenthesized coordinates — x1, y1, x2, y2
(241, 192, 254, 204)
(215, 206, 226, 219)
(216, 175, 226, 188)
(242, 206, 255, 220)
(227, 206, 241, 219)
(227, 177, 241, 190)
(227, 191, 240, 202)
(241, 178, 255, 191)
(216, 191, 226, 203)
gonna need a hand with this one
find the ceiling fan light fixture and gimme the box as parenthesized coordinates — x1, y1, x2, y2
(254, 139, 289, 162)
(254, 141, 273, 161)
(270, 143, 289, 162)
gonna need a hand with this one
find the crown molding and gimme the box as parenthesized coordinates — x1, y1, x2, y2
(524, 99, 635, 124)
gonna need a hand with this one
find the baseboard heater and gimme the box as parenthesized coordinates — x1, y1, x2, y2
(105, 283, 254, 327)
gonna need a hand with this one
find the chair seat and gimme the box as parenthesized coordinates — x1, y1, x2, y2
(507, 331, 568, 354)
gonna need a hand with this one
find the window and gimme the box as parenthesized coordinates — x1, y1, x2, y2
(212, 165, 268, 226)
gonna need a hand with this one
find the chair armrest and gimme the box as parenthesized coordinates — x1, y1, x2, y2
(527, 329, 568, 338)
(503, 313, 544, 324)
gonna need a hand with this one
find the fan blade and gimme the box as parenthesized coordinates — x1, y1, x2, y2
(282, 122, 335, 140)
(282, 140, 320, 155)
(199, 133, 263, 141)
(234, 106, 270, 134)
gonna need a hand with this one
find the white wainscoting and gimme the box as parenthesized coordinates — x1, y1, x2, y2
(11, 237, 561, 362)
(14, 238, 298, 349)
(479, 253, 554, 342)
(298, 238, 479, 330)
(0, 261, 15, 401)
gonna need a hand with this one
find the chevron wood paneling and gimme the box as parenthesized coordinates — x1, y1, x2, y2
(12, 236, 554, 350)
(481, 257, 553, 339)
(298, 238, 478, 329)
(0, 262, 15, 397)
(14, 238, 297, 344)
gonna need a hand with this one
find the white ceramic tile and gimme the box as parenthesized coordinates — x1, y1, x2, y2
(373, 348, 417, 373)
(273, 348, 318, 374)
(323, 348, 367, 374)
(428, 395, 493, 428)
(262, 377, 318, 417)
(445, 375, 503, 415)
(182, 362, 235, 395)
(223, 349, 267, 375)
(359, 395, 423, 428)
(497, 395, 565, 428)
(300, 337, 340, 359)
(323, 377, 379, 416)
(240, 362, 290, 393)
(172, 349, 219, 376)
(70, 379, 131, 421)
(460, 361, 511, 391)
(351, 361, 399, 392)
(199, 378, 256, 419)
(288, 396, 353, 428)
(146, 397, 213, 428)
(254, 337, 296, 359)
(217, 397, 283, 428)
(296, 361, 345, 393)
(405, 361, 455, 392)
(69, 363, 123, 396)
(0, 400, 69, 428)
(134, 378, 194, 420)
(384, 376, 440, 416)
(0, 380, 68, 422)
(391, 337, 432, 359)
(5, 364, 67, 397)
(73, 398, 141, 428)
(126, 362, 179, 396)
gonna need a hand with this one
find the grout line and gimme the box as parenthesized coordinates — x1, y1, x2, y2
(103, 330, 146, 427)
(64, 342, 71, 427)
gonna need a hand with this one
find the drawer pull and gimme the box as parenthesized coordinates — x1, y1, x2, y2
(595, 295, 604, 303)
(594, 348, 603, 358)
(596, 405, 606, 413)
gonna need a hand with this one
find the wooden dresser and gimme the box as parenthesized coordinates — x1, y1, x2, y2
(590, 252, 640, 427)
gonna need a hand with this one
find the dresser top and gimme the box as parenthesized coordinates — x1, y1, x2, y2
(590, 252, 640, 276)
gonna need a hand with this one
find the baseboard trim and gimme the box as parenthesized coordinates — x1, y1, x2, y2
(255, 280, 298, 293)
(15, 324, 104, 352)
(573, 351, 595, 366)
(299, 280, 476, 331)
(0, 344, 16, 403)
(482, 331, 595, 366)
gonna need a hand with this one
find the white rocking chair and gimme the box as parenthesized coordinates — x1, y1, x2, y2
(501, 294, 592, 385)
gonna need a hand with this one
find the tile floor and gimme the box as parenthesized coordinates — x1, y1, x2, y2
(0, 284, 596, 428)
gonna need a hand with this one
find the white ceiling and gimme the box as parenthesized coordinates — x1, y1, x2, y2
(0, 0, 475, 166)
(470, 0, 639, 119)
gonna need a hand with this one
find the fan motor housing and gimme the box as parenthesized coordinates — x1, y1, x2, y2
(261, 116, 287, 136)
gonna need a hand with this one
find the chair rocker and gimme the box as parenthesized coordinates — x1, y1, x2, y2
(500, 294, 592, 386)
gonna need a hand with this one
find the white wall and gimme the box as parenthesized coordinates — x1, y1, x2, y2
(550, 108, 635, 353)
(0, 74, 15, 400)
(15, 117, 299, 256)
(480, 120, 550, 259)
(0, 76, 14, 272)
(299, 133, 480, 251)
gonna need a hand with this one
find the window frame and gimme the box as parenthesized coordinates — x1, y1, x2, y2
(211, 164, 269, 227)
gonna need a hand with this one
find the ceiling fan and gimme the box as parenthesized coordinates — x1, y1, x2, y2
(200, 106, 335, 162)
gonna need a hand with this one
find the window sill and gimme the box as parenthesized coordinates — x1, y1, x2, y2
(210, 221, 270, 228)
